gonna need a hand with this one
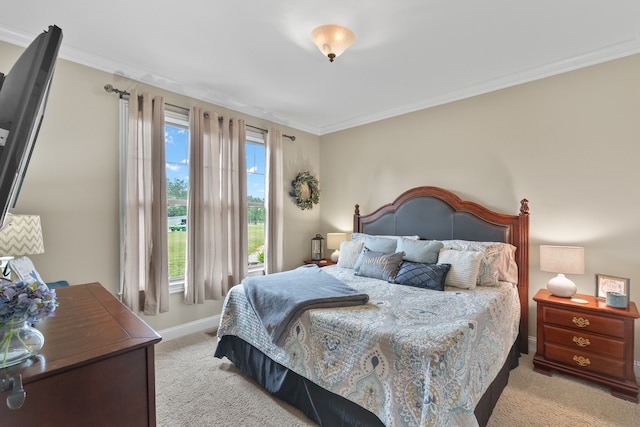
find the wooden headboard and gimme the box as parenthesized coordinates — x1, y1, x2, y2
(353, 186, 530, 354)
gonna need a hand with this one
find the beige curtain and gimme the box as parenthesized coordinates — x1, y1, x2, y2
(122, 90, 169, 315)
(264, 128, 284, 274)
(185, 108, 247, 303)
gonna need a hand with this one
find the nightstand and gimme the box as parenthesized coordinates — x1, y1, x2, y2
(533, 289, 639, 402)
(303, 258, 335, 267)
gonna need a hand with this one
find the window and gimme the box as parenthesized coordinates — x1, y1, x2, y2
(246, 131, 265, 270)
(121, 101, 265, 292)
(164, 110, 190, 287)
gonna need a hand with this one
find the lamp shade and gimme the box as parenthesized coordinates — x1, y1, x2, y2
(326, 233, 347, 250)
(311, 24, 355, 62)
(0, 213, 45, 256)
(540, 245, 584, 274)
(326, 232, 347, 262)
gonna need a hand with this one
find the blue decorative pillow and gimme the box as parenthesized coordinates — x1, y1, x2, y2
(397, 238, 443, 263)
(354, 248, 404, 282)
(394, 262, 451, 291)
(363, 235, 398, 253)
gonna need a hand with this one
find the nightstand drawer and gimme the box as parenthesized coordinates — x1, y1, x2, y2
(543, 306, 625, 338)
(545, 342, 625, 378)
(543, 325, 624, 359)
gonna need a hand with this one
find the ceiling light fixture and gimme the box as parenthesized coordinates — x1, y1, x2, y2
(310, 24, 355, 62)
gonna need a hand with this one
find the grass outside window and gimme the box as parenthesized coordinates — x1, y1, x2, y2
(168, 223, 265, 278)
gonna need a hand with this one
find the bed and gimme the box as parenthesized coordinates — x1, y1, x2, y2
(215, 186, 530, 427)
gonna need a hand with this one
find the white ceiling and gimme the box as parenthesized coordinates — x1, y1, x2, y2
(2, 1, 640, 136)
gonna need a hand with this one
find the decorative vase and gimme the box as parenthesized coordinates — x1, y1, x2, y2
(0, 320, 45, 368)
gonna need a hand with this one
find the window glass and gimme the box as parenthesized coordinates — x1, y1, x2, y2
(246, 133, 265, 268)
(165, 112, 189, 282)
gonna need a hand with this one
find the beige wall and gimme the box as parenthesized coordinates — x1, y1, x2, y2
(0, 40, 321, 332)
(3, 37, 640, 357)
(318, 54, 640, 357)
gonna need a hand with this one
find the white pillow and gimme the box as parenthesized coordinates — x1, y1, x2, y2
(437, 249, 483, 289)
(337, 240, 365, 269)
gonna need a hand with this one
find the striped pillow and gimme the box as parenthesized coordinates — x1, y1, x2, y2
(437, 249, 483, 289)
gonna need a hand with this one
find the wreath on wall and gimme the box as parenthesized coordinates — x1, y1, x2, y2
(289, 171, 320, 210)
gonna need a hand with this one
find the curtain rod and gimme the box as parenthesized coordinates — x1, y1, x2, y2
(104, 84, 296, 141)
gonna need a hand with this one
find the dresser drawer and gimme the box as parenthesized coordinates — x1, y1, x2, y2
(543, 306, 625, 338)
(545, 342, 625, 378)
(543, 325, 625, 359)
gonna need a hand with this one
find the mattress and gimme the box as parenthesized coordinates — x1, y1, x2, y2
(217, 265, 520, 427)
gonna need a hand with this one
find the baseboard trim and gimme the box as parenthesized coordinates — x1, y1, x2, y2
(157, 315, 220, 341)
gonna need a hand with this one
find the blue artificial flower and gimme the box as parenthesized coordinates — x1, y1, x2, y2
(0, 280, 58, 326)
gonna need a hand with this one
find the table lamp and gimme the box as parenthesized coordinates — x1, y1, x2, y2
(540, 245, 584, 298)
(0, 213, 45, 279)
(326, 232, 347, 262)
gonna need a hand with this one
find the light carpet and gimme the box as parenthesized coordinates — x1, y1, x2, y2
(155, 330, 639, 426)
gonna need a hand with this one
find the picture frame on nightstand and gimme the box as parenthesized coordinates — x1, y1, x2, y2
(595, 273, 630, 300)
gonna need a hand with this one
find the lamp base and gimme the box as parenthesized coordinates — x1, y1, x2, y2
(547, 273, 577, 298)
(330, 250, 340, 263)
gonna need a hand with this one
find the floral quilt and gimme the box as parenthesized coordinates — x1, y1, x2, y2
(217, 265, 520, 427)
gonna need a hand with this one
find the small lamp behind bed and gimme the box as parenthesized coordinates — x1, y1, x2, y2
(326, 232, 348, 262)
(540, 245, 585, 298)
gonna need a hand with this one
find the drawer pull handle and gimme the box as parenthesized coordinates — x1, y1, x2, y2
(572, 336, 590, 347)
(572, 317, 590, 328)
(573, 355, 591, 367)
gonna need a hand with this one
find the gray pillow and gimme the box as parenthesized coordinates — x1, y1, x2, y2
(354, 248, 404, 282)
(363, 235, 398, 253)
(397, 238, 443, 263)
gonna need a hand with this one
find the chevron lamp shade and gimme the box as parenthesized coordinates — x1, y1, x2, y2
(0, 213, 45, 256)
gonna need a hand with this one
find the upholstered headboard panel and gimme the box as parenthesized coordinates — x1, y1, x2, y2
(359, 196, 511, 242)
(353, 186, 530, 353)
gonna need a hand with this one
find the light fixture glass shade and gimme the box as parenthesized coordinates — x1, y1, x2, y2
(311, 25, 355, 62)
(540, 245, 584, 297)
(326, 232, 347, 262)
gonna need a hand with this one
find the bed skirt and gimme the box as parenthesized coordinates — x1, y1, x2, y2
(214, 335, 520, 427)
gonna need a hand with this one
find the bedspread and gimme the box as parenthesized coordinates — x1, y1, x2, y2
(217, 265, 520, 427)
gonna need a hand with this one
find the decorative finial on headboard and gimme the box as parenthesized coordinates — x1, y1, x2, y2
(354, 204, 360, 216)
(520, 199, 529, 215)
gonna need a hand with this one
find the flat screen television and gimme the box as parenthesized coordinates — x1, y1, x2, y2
(0, 25, 62, 229)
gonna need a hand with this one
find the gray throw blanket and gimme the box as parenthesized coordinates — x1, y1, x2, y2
(242, 265, 369, 346)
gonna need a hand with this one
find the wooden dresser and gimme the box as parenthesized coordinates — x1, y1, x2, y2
(533, 289, 639, 402)
(0, 283, 162, 426)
